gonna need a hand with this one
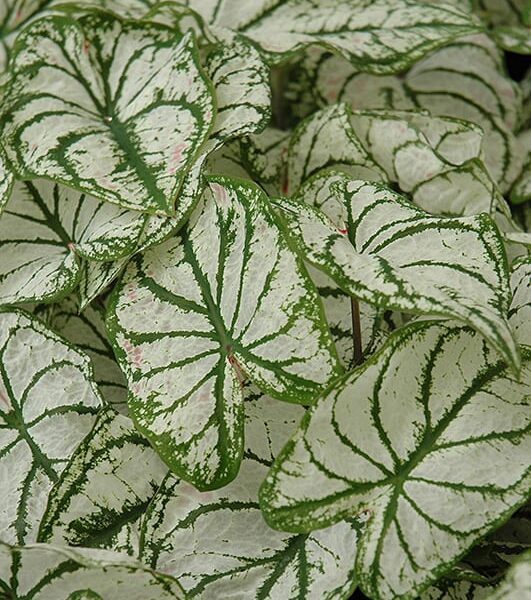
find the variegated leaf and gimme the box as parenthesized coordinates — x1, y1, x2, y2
(49, 0, 157, 19)
(38, 408, 167, 549)
(295, 34, 523, 193)
(139, 387, 360, 599)
(493, 26, 531, 54)
(34, 296, 128, 409)
(106, 176, 341, 490)
(187, 0, 481, 73)
(277, 176, 519, 370)
(78, 257, 127, 310)
(0, 12, 216, 214)
(0, 179, 145, 305)
(0, 151, 14, 212)
(241, 126, 291, 191)
(286, 104, 386, 195)
(0, 309, 102, 545)
(509, 257, 531, 349)
(260, 320, 531, 600)
(0, 542, 185, 598)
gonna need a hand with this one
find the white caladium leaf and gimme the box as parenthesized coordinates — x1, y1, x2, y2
(78, 257, 128, 310)
(0, 12, 216, 215)
(139, 387, 360, 599)
(38, 408, 167, 549)
(298, 34, 523, 193)
(107, 176, 341, 490)
(35, 296, 128, 409)
(0, 542, 185, 599)
(49, 0, 158, 19)
(241, 127, 291, 191)
(0, 308, 102, 545)
(509, 257, 531, 349)
(188, 0, 481, 73)
(260, 320, 531, 600)
(0, 179, 146, 305)
(493, 26, 531, 54)
(286, 103, 386, 194)
(277, 176, 519, 371)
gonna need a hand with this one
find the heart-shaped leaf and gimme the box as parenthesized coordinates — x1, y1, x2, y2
(139, 386, 360, 599)
(1, 12, 216, 214)
(509, 257, 531, 349)
(276, 176, 519, 370)
(107, 175, 341, 490)
(0, 179, 146, 305)
(38, 407, 167, 549)
(260, 320, 530, 599)
(0, 308, 102, 545)
(0, 542, 185, 598)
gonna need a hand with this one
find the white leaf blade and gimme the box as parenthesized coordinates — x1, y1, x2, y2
(107, 176, 341, 489)
(260, 320, 531, 599)
(0, 308, 103, 545)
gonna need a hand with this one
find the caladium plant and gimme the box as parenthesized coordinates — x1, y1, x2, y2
(0, 1, 529, 599)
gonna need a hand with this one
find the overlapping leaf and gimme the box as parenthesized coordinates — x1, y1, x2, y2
(35, 296, 128, 409)
(0, 179, 146, 305)
(260, 320, 531, 599)
(276, 175, 519, 370)
(0, 542, 185, 598)
(0, 12, 216, 214)
(0, 309, 102, 544)
(186, 0, 481, 73)
(140, 387, 360, 599)
(38, 408, 167, 549)
(107, 176, 341, 490)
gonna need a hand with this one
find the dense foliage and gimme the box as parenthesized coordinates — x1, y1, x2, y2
(0, 1, 529, 599)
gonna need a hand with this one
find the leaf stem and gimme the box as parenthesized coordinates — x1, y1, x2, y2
(351, 296, 363, 366)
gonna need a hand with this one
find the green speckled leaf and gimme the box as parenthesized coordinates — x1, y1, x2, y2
(107, 176, 341, 490)
(0, 308, 102, 545)
(509, 257, 531, 349)
(140, 387, 360, 599)
(260, 320, 531, 599)
(1, 12, 216, 215)
(0, 542, 185, 599)
(276, 175, 519, 370)
(38, 408, 167, 549)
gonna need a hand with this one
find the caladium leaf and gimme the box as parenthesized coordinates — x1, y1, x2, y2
(0, 542, 185, 599)
(241, 126, 291, 190)
(78, 258, 128, 310)
(286, 104, 386, 195)
(260, 320, 531, 600)
(0, 12, 216, 215)
(509, 257, 531, 349)
(34, 296, 128, 410)
(276, 176, 519, 371)
(0, 308, 102, 545)
(139, 387, 360, 599)
(0, 179, 145, 305)
(38, 407, 167, 548)
(107, 175, 341, 490)
(0, 151, 14, 212)
(188, 0, 481, 74)
(493, 26, 531, 54)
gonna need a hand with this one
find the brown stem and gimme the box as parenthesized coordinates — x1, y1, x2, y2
(351, 296, 363, 366)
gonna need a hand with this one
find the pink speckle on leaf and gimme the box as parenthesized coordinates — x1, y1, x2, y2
(168, 142, 187, 174)
(228, 354, 246, 388)
(211, 182, 228, 205)
(337, 228, 348, 235)
(83, 39, 90, 54)
(67, 242, 76, 253)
